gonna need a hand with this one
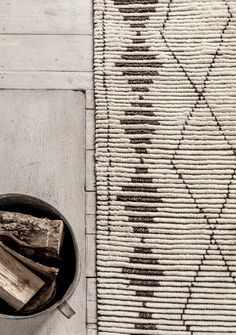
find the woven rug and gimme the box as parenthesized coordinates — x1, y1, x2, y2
(94, 0, 236, 333)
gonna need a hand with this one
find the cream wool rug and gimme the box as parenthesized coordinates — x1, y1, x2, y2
(94, 0, 236, 334)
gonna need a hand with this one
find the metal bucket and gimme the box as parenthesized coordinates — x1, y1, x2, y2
(0, 193, 80, 319)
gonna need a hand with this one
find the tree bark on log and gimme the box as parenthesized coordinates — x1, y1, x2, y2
(0, 211, 64, 260)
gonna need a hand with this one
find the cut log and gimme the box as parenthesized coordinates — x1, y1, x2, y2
(0, 242, 59, 281)
(22, 280, 56, 313)
(0, 211, 64, 260)
(0, 245, 45, 311)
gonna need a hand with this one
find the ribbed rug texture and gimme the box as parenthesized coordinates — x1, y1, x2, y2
(94, 0, 236, 333)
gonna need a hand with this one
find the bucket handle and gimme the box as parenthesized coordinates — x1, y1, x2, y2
(57, 301, 76, 319)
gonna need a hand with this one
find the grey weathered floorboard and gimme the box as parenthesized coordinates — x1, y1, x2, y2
(0, 35, 92, 72)
(86, 235, 96, 278)
(86, 215, 96, 235)
(86, 110, 95, 150)
(0, 0, 92, 35)
(86, 192, 96, 216)
(86, 150, 95, 192)
(0, 71, 93, 91)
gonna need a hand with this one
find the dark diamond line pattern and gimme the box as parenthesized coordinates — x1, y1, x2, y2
(161, 0, 235, 333)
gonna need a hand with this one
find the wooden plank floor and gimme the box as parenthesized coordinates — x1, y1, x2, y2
(0, 1, 96, 334)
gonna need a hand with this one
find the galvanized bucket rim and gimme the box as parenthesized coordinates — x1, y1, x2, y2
(0, 193, 80, 319)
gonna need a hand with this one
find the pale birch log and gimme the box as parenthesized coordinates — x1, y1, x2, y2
(0, 245, 45, 311)
(0, 242, 59, 281)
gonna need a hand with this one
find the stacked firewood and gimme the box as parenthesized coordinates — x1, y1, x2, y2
(0, 211, 64, 313)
